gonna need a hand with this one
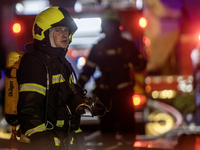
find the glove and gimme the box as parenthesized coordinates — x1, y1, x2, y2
(67, 92, 86, 116)
(74, 96, 108, 117)
(67, 84, 108, 117)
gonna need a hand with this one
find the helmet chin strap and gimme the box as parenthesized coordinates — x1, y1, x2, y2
(49, 28, 57, 48)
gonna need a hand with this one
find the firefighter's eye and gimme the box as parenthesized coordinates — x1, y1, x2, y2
(54, 28, 62, 33)
(64, 28, 69, 33)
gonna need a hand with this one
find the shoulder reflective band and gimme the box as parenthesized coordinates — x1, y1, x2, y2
(75, 128, 82, 133)
(56, 120, 64, 127)
(19, 83, 46, 96)
(70, 137, 74, 145)
(52, 74, 65, 84)
(69, 74, 74, 84)
(54, 137, 61, 146)
(86, 60, 97, 68)
(25, 123, 46, 136)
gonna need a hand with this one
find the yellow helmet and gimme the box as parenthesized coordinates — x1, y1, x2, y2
(33, 6, 77, 43)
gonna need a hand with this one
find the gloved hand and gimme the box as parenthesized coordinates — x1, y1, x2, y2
(67, 84, 108, 117)
(84, 96, 108, 117)
(67, 84, 88, 116)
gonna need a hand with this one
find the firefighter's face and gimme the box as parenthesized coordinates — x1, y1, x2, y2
(50, 26, 69, 48)
(102, 21, 119, 38)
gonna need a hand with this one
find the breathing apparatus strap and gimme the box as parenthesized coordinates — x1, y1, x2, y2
(32, 51, 52, 125)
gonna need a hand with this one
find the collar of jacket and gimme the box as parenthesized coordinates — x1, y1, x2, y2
(25, 42, 68, 61)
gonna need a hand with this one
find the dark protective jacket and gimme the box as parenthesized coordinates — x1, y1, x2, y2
(17, 42, 85, 149)
(79, 34, 147, 92)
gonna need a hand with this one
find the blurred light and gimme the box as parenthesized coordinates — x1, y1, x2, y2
(145, 85, 151, 93)
(74, 18, 101, 33)
(133, 141, 175, 149)
(77, 57, 86, 66)
(160, 90, 168, 99)
(145, 77, 151, 84)
(77, 57, 86, 69)
(134, 141, 142, 147)
(146, 48, 151, 56)
(139, 17, 147, 28)
(13, 23, 21, 33)
(133, 95, 142, 106)
(151, 90, 176, 99)
(15, 0, 49, 15)
(177, 76, 193, 93)
(153, 77, 162, 84)
(186, 113, 193, 122)
(166, 76, 173, 84)
(133, 94, 146, 107)
(199, 34, 200, 41)
(152, 91, 159, 99)
(143, 36, 151, 47)
(93, 67, 102, 79)
(136, 0, 143, 10)
(177, 76, 183, 82)
(119, 26, 123, 31)
(147, 112, 174, 135)
(191, 48, 200, 65)
(71, 50, 79, 58)
(15, 3, 24, 14)
(167, 90, 174, 98)
(153, 113, 174, 133)
(74, 1, 82, 13)
(186, 84, 193, 92)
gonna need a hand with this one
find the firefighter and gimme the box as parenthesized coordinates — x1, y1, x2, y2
(17, 6, 87, 150)
(79, 9, 147, 142)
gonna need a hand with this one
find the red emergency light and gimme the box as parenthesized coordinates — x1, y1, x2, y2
(13, 23, 21, 33)
(139, 17, 147, 28)
(132, 94, 146, 107)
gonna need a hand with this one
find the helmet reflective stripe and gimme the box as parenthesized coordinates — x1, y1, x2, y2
(19, 83, 46, 96)
(56, 120, 64, 127)
(25, 123, 46, 136)
(52, 74, 65, 84)
(54, 137, 61, 146)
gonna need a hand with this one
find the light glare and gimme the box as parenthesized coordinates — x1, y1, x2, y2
(15, 3, 24, 14)
(139, 17, 147, 28)
(74, 1, 82, 13)
(13, 23, 21, 33)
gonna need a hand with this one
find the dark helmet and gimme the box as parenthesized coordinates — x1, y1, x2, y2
(101, 9, 121, 33)
(101, 9, 120, 22)
(33, 6, 77, 43)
